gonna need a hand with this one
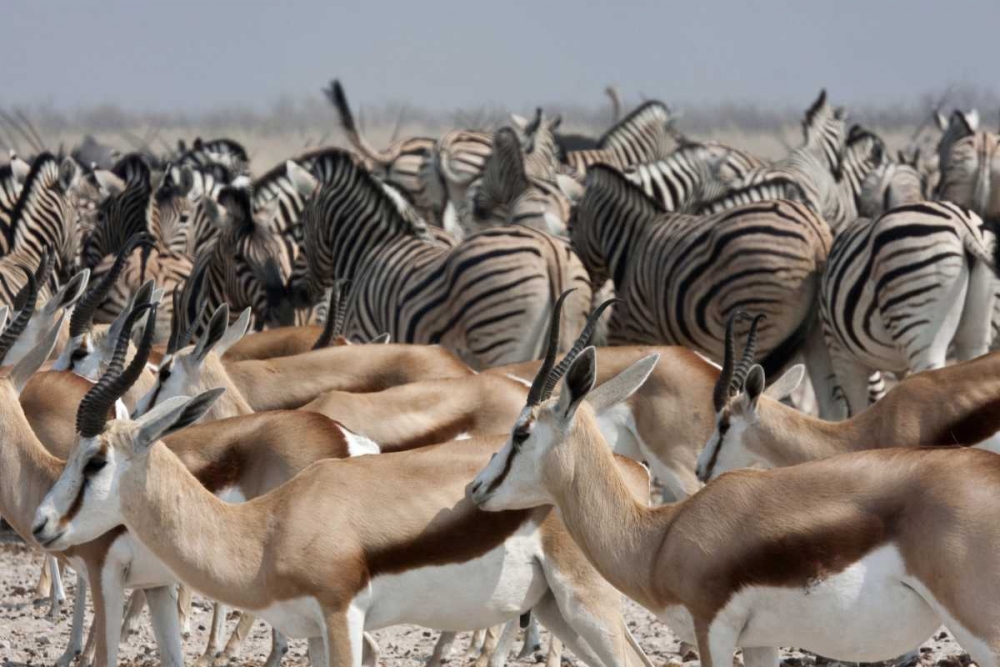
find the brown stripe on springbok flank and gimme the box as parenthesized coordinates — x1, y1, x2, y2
(380, 414, 478, 452)
(367, 501, 537, 577)
(61, 443, 109, 525)
(927, 394, 1000, 447)
(191, 446, 244, 494)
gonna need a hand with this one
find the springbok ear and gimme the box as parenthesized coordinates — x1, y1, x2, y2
(44, 269, 90, 316)
(369, 332, 391, 344)
(743, 365, 766, 411)
(285, 160, 319, 199)
(114, 399, 129, 421)
(94, 169, 126, 198)
(215, 307, 251, 357)
(11, 312, 65, 395)
(192, 304, 230, 361)
(10, 156, 29, 184)
(556, 347, 598, 422)
(59, 158, 80, 192)
(133, 388, 225, 452)
(587, 353, 659, 414)
(763, 364, 805, 401)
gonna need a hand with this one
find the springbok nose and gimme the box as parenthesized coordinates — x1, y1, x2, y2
(31, 519, 48, 539)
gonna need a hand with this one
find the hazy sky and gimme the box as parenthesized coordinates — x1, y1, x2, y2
(1, 1, 996, 113)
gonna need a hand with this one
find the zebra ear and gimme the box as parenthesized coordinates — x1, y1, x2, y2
(935, 111, 948, 131)
(177, 166, 195, 198)
(285, 160, 319, 199)
(510, 114, 528, 131)
(202, 197, 222, 225)
(965, 109, 980, 133)
(10, 155, 30, 184)
(58, 158, 80, 192)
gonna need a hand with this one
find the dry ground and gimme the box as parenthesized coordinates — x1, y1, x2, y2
(0, 542, 973, 667)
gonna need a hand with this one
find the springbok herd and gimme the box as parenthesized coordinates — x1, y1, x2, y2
(2, 79, 1000, 667)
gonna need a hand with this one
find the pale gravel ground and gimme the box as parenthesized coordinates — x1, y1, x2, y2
(0, 543, 975, 667)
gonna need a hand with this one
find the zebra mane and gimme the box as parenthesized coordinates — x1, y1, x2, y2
(696, 175, 810, 215)
(584, 164, 666, 219)
(112, 153, 152, 188)
(597, 100, 670, 150)
(193, 138, 248, 163)
(7, 151, 59, 241)
(252, 148, 358, 210)
(480, 127, 529, 206)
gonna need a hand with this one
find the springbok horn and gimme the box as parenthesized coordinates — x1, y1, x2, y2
(525, 289, 575, 407)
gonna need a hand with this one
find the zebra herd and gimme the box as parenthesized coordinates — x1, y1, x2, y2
(0, 83, 996, 418)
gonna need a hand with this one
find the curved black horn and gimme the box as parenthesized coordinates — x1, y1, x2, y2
(731, 313, 766, 392)
(542, 297, 618, 400)
(712, 310, 749, 412)
(76, 302, 156, 437)
(312, 279, 349, 350)
(526, 289, 575, 407)
(166, 287, 183, 355)
(70, 232, 154, 338)
(0, 267, 37, 365)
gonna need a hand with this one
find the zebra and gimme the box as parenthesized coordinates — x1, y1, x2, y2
(561, 100, 675, 179)
(820, 200, 998, 417)
(1, 152, 82, 290)
(287, 149, 593, 369)
(83, 154, 191, 335)
(857, 154, 927, 219)
(325, 80, 443, 224)
(620, 140, 764, 212)
(156, 162, 234, 256)
(571, 165, 832, 381)
(177, 137, 250, 175)
(930, 108, 979, 197)
(938, 129, 1000, 222)
(463, 127, 573, 237)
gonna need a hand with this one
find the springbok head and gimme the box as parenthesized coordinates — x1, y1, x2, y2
(32, 300, 222, 551)
(133, 303, 249, 418)
(53, 233, 155, 377)
(469, 291, 657, 511)
(694, 313, 804, 483)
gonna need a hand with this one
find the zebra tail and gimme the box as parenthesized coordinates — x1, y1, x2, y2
(326, 80, 385, 166)
(759, 288, 821, 380)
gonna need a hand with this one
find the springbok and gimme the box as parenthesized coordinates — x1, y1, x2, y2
(470, 307, 1000, 667)
(9, 296, 381, 667)
(695, 320, 1000, 482)
(32, 337, 655, 667)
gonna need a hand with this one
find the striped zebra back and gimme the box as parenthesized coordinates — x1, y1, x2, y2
(564, 100, 675, 176)
(622, 141, 764, 212)
(291, 150, 592, 366)
(178, 138, 249, 175)
(574, 165, 831, 367)
(434, 129, 494, 208)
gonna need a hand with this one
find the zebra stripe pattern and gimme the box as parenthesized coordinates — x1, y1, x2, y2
(290, 149, 593, 368)
(562, 100, 675, 177)
(820, 200, 998, 415)
(572, 165, 832, 372)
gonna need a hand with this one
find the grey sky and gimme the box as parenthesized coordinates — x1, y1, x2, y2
(1, 1, 995, 113)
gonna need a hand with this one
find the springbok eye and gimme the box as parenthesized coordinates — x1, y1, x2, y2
(512, 430, 530, 449)
(84, 458, 106, 476)
(71, 349, 88, 362)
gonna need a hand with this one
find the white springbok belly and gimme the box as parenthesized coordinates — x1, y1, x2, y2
(362, 519, 547, 631)
(661, 545, 941, 662)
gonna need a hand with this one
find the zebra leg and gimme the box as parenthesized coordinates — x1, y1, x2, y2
(952, 260, 995, 361)
(803, 324, 847, 420)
